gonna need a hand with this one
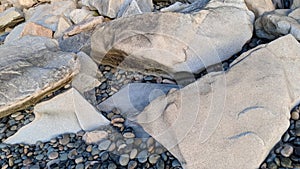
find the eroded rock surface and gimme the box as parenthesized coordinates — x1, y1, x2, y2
(136, 35, 300, 169)
(5, 88, 110, 144)
(91, 0, 254, 78)
(0, 36, 78, 118)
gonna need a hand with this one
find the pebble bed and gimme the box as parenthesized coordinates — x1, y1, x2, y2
(260, 105, 300, 169)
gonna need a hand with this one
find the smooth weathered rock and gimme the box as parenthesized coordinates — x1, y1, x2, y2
(28, 0, 76, 31)
(137, 35, 300, 169)
(69, 8, 94, 24)
(54, 16, 72, 38)
(72, 51, 100, 94)
(59, 32, 92, 53)
(82, 0, 126, 18)
(0, 36, 78, 118)
(0, 7, 24, 31)
(91, 1, 254, 78)
(5, 88, 110, 144)
(21, 22, 53, 38)
(255, 9, 300, 40)
(19, 0, 37, 8)
(3, 22, 25, 43)
(118, 0, 153, 17)
(244, 0, 275, 17)
(64, 16, 104, 37)
(97, 83, 178, 117)
(83, 130, 108, 144)
(292, 0, 300, 9)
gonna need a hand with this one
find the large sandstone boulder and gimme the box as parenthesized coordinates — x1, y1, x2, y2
(136, 35, 300, 169)
(255, 9, 300, 40)
(0, 36, 78, 118)
(91, 0, 254, 78)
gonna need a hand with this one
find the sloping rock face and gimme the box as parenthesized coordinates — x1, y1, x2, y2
(5, 88, 110, 144)
(136, 35, 300, 169)
(91, 1, 254, 78)
(0, 36, 78, 118)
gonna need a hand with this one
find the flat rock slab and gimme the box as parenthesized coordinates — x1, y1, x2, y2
(97, 83, 179, 117)
(91, 0, 254, 78)
(5, 88, 110, 144)
(0, 7, 24, 31)
(136, 35, 300, 169)
(0, 36, 78, 118)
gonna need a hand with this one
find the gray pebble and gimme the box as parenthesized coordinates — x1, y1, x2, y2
(149, 154, 160, 164)
(127, 160, 138, 169)
(156, 159, 165, 169)
(68, 149, 78, 159)
(98, 140, 111, 151)
(35, 154, 44, 160)
(280, 144, 294, 157)
(75, 163, 84, 169)
(172, 159, 181, 167)
(60, 153, 68, 161)
(48, 151, 59, 160)
(130, 149, 138, 159)
(137, 150, 148, 163)
(75, 157, 84, 164)
(119, 154, 130, 166)
(59, 135, 70, 145)
(108, 163, 117, 169)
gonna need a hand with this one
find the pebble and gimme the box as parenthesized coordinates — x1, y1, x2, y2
(172, 159, 181, 167)
(35, 154, 44, 160)
(149, 154, 160, 164)
(137, 150, 148, 163)
(108, 163, 117, 169)
(280, 144, 294, 157)
(59, 134, 70, 145)
(75, 163, 84, 169)
(98, 140, 111, 151)
(130, 149, 138, 159)
(48, 151, 59, 160)
(291, 111, 299, 120)
(156, 159, 165, 169)
(68, 149, 78, 159)
(281, 157, 292, 168)
(127, 160, 138, 169)
(75, 157, 84, 164)
(119, 154, 130, 166)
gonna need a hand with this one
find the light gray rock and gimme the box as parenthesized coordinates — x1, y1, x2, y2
(82, 0, 126, 18)
(0, 36, 78, 118)
(27, 0, 76, 31)
(97, 83, 178, 117)
(91, 1, 254, 78)
(292, 0, 300, 9)
(5, 88, 110, 144)
(0, 7, 24, 31)
(136, 35, 300, 169)
(255, 9, 300, 40)
(118, 0, 153, 17)
(244, 0, 274, 18)
(69, 8, 94, 24)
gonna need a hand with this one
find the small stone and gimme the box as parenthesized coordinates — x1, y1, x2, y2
(59, 135, 70, 145)
(130, 149, 138, 159)
(108, 163, 117, 169)
(75, 163, 84, 169)
(48, 151, 59, 160)
(10, 125, 17, 131)
(15, 114, 24, 121)
(8, 157, 14, 167)
(91, 147, 100, 156)
(172, 159, 181, 167)
(68, 149, 78, 159)
(283, 132, 290, 142)
(86, 145, 92, 152)
(280, 144, 294, 157)
(268, 162, 277, 169)
(100, 151, 109, 161)
(137, 150, 148, 163)
(123, 132, 135, 139)
(119, 154, 130, 166)
(98, 139, 111, 151)
(60, 153, 68, 161)
(292, 111, 300, 120)
(156, 159, 165, 169)
(75, 157, 84, 164)
(127, 160, 138, 169)
(149, 154, 160, 164)
(35, 154, 44, 160)
(281, 157, 292, 168)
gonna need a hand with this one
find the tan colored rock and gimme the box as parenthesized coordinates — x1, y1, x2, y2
(245, 0, 274, 17)
(54, 16, 72, 38)
(0, 36, 78, 118)
(21, 22, 53, 38)
(5, 88, 110, 144)
(91, 1, 254, 78)
(83, 130, 108, 144)
(64, 16, 103, 37)
(136, 35, 300, 169)
(0, 7, 24, 31)
(19, 0, 37, 8)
